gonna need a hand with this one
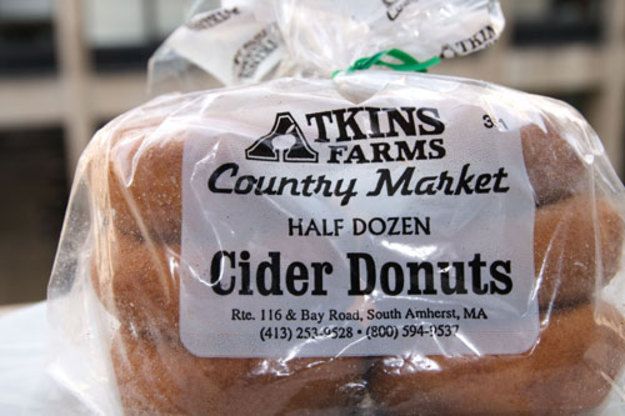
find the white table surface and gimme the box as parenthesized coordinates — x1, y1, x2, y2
(0, 302, 91, 415)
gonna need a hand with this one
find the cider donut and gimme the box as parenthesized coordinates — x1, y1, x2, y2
(102, 137, 184, 242)
(92, 93, 587, 241)
(369, 303, 625, 416)
(87, 91, 203, 241)
(521, 118, 587, 206)
(91, 196, 623, 333)
(111, 329, 367, 416)
(534, 195, 623, 308)
(91, 234, 180, 333)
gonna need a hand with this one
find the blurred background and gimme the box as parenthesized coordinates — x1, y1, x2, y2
(0, 0, 623, 306)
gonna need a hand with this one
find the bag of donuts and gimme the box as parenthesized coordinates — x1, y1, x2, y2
(47, 1, 625, 414)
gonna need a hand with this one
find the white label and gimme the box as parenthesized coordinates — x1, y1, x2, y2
(180, 93, 538, 358)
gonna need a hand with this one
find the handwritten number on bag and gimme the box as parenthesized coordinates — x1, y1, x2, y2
(483, 114, 508, 130)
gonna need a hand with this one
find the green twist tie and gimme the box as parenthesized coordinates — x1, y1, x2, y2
(332, 48, 441, 78)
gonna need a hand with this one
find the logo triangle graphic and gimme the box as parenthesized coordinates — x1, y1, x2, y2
(246, 112, 318, 163)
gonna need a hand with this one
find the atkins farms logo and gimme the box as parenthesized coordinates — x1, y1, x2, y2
(209, 106, 511, 206)
(245, 107, 447, 165)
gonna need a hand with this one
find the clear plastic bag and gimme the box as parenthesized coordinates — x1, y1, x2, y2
(148, 0, 504, 90)
(48, 1, 625, 415)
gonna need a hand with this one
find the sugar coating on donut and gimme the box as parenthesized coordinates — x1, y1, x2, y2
(89, 93, 195, 242)
(111, 329, 368, 415)
(369, 303, 625, 415)
(534, 196, 624, 309)
(521, 118, 588, 206)
(91, 234, 180, 333)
